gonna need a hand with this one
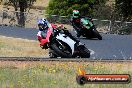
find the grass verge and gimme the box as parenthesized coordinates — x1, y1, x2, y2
(0, 61, 131, 88)
(0, 35, 48, 57)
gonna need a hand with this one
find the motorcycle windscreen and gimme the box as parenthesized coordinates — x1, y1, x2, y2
(81, 18, 93, 29)
(56, 33, 76, 54)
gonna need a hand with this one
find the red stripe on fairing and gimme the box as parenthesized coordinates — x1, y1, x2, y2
(51, 23, 57, 29)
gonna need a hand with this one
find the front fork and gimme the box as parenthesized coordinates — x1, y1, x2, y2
(73, 42, 85, 57)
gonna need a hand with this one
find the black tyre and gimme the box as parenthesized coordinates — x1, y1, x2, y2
(51, 43, 72, 58)
(97, 33, 102, 40)
(49, 49, 57, 58)
(93, 30, 102, 40)
(76, 75, 86, 85)
(78, 45, 90, 58)
(81, 48, 90, 58)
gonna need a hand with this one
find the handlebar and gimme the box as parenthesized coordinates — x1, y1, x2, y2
(52, 27, 69, 37)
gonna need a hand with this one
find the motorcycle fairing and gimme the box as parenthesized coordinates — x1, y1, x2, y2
(81, 18, 93, 29)
(56, 33, 76, 54)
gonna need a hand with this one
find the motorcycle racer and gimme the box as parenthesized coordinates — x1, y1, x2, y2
(71, 10, 93, 37)
(71, 10, 82, 37)
(37, 18, 79, 49)
(37, 18, 50, 49)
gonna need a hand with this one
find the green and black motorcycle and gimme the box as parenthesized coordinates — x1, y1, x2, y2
(74, 17, 102, 40)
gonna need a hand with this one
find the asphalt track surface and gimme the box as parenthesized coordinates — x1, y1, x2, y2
(0, 26, 132, 60)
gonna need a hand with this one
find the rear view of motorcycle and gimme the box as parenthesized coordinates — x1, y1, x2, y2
(41, 23, 90, 58)
(74, 17, 102, 40)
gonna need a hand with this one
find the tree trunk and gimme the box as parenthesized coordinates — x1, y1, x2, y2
(18, 0, 27, 27)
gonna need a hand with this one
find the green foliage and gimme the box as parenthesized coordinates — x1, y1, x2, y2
(46, 0, 97, 17)
(115, 0, 132, 21)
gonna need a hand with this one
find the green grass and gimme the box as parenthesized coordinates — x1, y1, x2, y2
(0, 61, 131, 88)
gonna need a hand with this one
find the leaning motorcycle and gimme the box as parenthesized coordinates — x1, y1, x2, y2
(41, 23, 90, 58)
(74, 17, 102, 40)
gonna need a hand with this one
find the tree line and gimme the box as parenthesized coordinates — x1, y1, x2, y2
(46, 0, 132, 21)
(1, 0, 132, 27)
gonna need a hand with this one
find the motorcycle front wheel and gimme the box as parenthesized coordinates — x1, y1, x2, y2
(93, 30, 102, 40)
(78, 45, 90, 58)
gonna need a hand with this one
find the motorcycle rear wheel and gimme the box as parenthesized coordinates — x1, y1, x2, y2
(49, 49, 58, 58)
(50, 43, 72, 58)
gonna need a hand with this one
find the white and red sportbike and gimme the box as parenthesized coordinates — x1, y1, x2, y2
(40, 23, 90, 58)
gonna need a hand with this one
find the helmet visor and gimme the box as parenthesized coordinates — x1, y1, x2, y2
(74, 14, 79, 16)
